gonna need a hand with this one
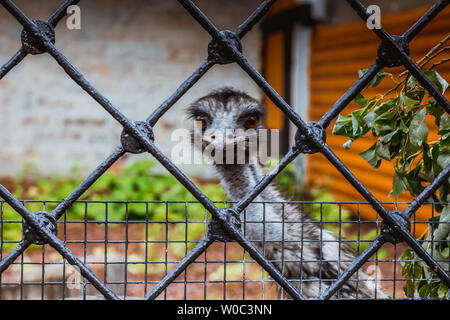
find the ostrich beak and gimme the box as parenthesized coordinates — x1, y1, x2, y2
(202, 132, 250, 151)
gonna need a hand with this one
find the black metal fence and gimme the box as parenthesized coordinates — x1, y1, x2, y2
(0, 0, 449, 300)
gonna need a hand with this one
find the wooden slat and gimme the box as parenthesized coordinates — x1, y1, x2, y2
(263, 31, 285, 129)
(308, 3, 449, 231)
(312, 5, 450, 49)
(311, 33, 450, 65)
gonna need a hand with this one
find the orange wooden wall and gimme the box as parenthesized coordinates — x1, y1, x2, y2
(262, 0, 300, 130)
(307, 5, 450, 236)
(263, 31, 286, 129)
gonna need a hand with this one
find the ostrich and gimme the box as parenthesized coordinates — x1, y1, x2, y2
(186, 87, 388, 299)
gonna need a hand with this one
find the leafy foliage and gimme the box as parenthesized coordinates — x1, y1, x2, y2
(332, 35, 449, 298)
(332, 69, 448, 205)
(2, 159, 385, 258)
(12, 160, 228, 221)
(1, 160, 228, 251)
(401, 207, 449, 299)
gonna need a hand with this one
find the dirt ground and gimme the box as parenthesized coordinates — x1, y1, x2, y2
(1, 222, 410, 300)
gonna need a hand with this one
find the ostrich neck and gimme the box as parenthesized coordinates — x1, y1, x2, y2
(214, 160, 279, 203)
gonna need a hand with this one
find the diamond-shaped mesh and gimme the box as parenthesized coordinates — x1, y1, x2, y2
(0, 0, 449, 300)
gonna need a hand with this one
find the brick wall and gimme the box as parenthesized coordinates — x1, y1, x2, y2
(0, 0, 262, 178)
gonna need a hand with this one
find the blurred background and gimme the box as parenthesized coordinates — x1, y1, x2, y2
(0, 0, 448, 226)
(0, 0, 449, 300)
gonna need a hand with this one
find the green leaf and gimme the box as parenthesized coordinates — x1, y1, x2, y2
(439, 114, 450, 135)
(425, 70, 449, 94)
(358, 69, 367, 79)
(376, 142, 391, 160)
(438, 283, 449, 298)
(373, 111, 397, 136)
(437, 152, 449, 170)
(351, 113, 360, 136)
(370, 70, 390, 88)
(360, 143, 382, 169)
(353, 93, 367, 107)
(419, 283, 431, 298)
(422, 143, 433, 173)
(332, 114, 352, 136)
(409, 108, 428, 146)
(380, 128, 399, 144)
(363, 110, 376, 127)
(400, 93, 420, 112)
(392, 172, 407, 199)
(426, 100, 445, 127)
(432, 207, 450, 241)
(375, 98, 398, 115)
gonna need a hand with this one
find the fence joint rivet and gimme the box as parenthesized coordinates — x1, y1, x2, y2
(381, 210, 411, 244)
(207, 30, 242, 64)
(293, 122, 326, 154)
(376, 35, 409, 68)
(22, 211, 57, 245)
(21, 20, 55, 55)
(208, 208, 241, 242)
(120, 121, 154, 154)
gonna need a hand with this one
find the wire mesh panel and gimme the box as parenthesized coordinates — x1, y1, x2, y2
(0, 0, 449, 300)
(1, 200, 447, 300)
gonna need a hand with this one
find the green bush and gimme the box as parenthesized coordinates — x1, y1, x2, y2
(2, 159, 385, 259)
(332, 35, 449, 298)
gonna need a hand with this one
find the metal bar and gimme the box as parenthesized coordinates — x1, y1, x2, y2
(142, 143, 306, 299)
(403, 0, 449, 42)
(311, 144, 450, 287)
(177, 0, 221, 41)
(213, 210, 306, 300)
(0, 239, 31, 274)
(316, 145, 450, 288)
(401, 224, 450, 287)
(319, 62, 383, 129)
(51, 146, 125, 219)
(319, 144, 391, 218)
(233, 49, 308, 130)
(0, 48, 27, 80)
(0, 0, 143, 134)
(161, 0, 450, 296)
(147, 60, 214, 126)
(145, 0, 275, 126)
(178, 0, 308, 131)
(145, 236, 214, 300)
(320, 0, 448, 129)
(143, 140, 219, 215)
(0, 0, 447, 301)
(404, 165, 450, 218)
(345, 0, 450, 113)
(139, 139, 306, 299)
(234, 148, 301, 213)
(235, 0, 276, 39)
(0, 0, 80, 80)
(0, 185, 121, 300)
(47, 0, 81, 27)
(0, 0, 34, 27)
(319, 236, 386, 300)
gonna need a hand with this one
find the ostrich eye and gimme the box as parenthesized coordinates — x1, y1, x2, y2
(194, 115, 207, 130)
(245, 116, 258, 129)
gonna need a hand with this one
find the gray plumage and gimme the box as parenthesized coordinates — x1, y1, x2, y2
(187, 87, 388, 299)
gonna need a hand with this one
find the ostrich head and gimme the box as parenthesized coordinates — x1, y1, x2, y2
(186, 87, 266, 164)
